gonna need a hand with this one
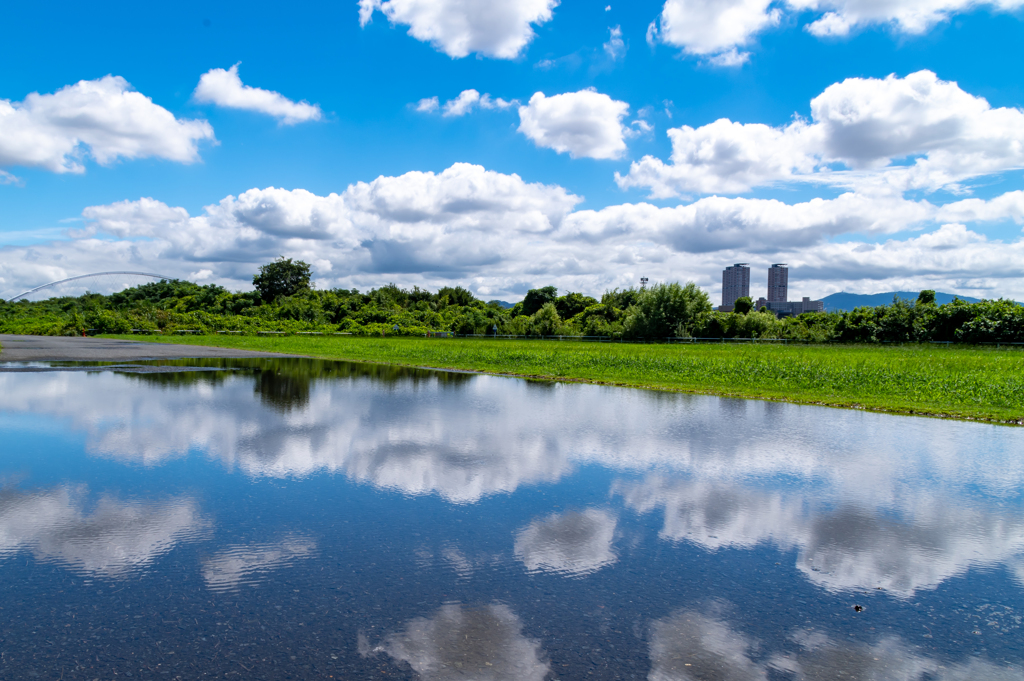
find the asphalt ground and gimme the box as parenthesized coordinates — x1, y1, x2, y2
(0, 334, 295, 362)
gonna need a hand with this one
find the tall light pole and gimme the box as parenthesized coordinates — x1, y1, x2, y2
(640, 277, 649, 290)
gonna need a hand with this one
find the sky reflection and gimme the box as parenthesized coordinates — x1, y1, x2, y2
(0, 485, 209, 577)
(364, 603, 550, 681)
(0, 359, 1022, 679)
(649, 603, 1024, 681)
(1, 361, 1021, 597)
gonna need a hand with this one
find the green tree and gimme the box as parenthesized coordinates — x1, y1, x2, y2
(733, 296, 754, 315)
(436, 286, 476, 307)
(522, 286, 558, 316)
(555, 292, 598, 319)
(601, 287, 641, 310)
(622, 282, 712, 339)
(531, 302, 563, 336)
(253, 258, 312, 303)
(917, 289, 937, 306)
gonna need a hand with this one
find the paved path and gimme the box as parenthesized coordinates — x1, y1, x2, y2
(0, 335, 296, 362)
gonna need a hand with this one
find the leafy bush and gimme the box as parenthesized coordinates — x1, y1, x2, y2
(622, 282, 712, 339)
(521, 286, 558, 316)
(530, 303, 565, 336)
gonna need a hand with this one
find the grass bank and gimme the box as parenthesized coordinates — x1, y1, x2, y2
(101, 335, 1024, 424)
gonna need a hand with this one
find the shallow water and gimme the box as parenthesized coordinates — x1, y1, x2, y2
(1, 357, 1022, 680)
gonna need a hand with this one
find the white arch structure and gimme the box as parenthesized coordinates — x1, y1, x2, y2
(6, 271, 179, 303)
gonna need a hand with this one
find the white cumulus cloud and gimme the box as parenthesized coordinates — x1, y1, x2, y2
(0, 75, 215, 174)
(358, 0, 559, 59)
(427, 89, 516, 117)
(518, 89, 631, 159)
(618, 70, 1024, 196)
(651, 0, 780, 64)
(193, 64, 322, 125)
(790, 0, 1024, 37)
(4, 162, 1024, 304)
(414, 96, 439, 113)
(649, 0, 1024, 62)
(443, 89, 480, 117)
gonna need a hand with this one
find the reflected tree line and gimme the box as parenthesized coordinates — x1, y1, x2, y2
(122, 357, 474, 410)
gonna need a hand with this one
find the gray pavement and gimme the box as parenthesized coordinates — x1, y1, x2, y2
(0, 334, 297, 362)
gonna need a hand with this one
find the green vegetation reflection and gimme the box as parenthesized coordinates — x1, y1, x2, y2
(95, 339, 1024, 424)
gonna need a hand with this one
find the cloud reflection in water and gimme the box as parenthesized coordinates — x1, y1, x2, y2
(0, 485, 210, 578)
(649, 605, 1024, 681)
(365, 602, 549, 681)
(514, 508, 618, 577)
(201, 535, 317, 591)
(2, 364, 1023, 595)
(616, 476, 1024, 595)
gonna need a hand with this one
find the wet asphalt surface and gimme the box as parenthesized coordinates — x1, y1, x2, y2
(0, 334, 297, 363)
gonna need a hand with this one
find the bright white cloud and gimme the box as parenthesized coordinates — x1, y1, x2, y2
(479, 93, 516, 110)
(444, 89, 481, 117)
(790, 0, 1024, 37)
(707, 47, 752, 66)
(935, 190, 1024, 224)
(358, 0, 559, 59)
(430, 89, 516, 117)
(651, 0, 780, 64)
(193, 64, 322, 125)
(649, 0, 1024, 61)
(619, 70, 1024, 196)
(518, 89, 631, 159)
(0, 75, 214, 174)
(603, 25, 626, 60)
(3, 162, 1024, 303)
(562, 191, 936, 251)
(620, 118, 819, 196)
(80, 196, 193, 238)
(415, 96, 439, 113)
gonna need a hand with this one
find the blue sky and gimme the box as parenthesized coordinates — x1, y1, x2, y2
(2, 0, 1024, 302)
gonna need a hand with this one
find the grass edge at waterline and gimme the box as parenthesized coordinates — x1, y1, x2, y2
(97, 334, 1024, 425)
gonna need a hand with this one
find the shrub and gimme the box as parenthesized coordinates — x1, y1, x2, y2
(622, 282, 712, 339)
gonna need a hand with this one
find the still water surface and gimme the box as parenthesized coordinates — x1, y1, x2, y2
(1, 358, 1023, 680)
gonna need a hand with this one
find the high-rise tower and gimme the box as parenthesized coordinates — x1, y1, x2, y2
(767, 264, 788, 303)
(722, 263, 750, 308)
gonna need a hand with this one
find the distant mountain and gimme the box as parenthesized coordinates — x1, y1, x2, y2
(487, 300, 515, 309)
(820, 291, 982, 312)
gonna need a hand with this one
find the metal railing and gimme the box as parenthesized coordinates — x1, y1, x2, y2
(84, 328, 1024, 347)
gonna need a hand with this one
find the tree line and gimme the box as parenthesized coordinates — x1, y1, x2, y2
(2, 258, 1022, 343)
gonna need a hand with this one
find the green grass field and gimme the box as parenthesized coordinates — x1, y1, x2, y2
(97, 334, 1024, 424)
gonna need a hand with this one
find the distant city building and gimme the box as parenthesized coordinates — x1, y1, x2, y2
(718, 262, 823, 316)
(767, 264, 788, 302)
(756, 297, 825, 316)
(720, 263, 750, 311)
